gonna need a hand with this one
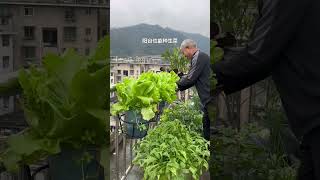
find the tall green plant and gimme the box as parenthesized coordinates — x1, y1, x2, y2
(161, 48, 189, 73)
(212, 0, 257, 44)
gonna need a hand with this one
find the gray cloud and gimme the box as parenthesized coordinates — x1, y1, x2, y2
(111, 0, 210, 37)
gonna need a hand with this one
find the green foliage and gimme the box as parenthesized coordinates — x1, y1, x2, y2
(90, 36, 110, 61)
(161, 48, 189, 73)
(211, 40, 224, 65)
(111, 71, 179, 120)
(133, 120, 210, 180)
(211, 123, 297, 180)
(210, 40, 224, 90)
(161, 101, 203, 133)
(0, 77, 21, 96)
(0, 36, 109, 172)
(212, 0, 257, 43)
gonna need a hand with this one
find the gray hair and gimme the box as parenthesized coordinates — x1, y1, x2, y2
(180, 39, 197, 49)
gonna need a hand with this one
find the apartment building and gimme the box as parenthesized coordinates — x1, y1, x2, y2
(0, 0, 109, 70)
(0, 0, 109, 114)
(110, 56, 171, 85)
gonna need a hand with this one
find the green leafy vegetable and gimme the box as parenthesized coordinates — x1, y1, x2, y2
(111, 71, 179, 120)
(133, 120, 210, 180)
(161, 100, 203, 133)
(210, 40, 224, 90)
(0, 36, 109, 172)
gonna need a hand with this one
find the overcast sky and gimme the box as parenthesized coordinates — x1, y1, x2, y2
(111, 0, 210, 38)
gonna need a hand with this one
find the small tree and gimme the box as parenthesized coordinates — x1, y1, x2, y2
(162, 47, 190, 101)
(161, 47, 189, 73)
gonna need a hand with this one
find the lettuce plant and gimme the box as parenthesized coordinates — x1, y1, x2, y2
(0, 36, 109, 172)
(111, 71, 179, 120)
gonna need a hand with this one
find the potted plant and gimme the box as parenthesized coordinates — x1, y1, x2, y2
(0, 36, 109, 180)
(111, 71, 179, 139)
(133, 120, 210, 180)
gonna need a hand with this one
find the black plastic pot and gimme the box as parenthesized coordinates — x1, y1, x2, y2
(119, 110, 150, 139)
(48, 147, 104, 180)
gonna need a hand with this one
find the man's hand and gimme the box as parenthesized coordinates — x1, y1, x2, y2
(178, 72, 184, 78)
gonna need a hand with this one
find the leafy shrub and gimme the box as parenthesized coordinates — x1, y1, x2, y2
(211, 123, 297, 180)
(161, 101, 203, 133)
(133, 120, 210, 180)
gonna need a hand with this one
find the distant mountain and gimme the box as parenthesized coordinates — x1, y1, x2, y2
(110, 24, 210, 57)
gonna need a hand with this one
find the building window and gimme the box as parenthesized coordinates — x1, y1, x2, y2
(85, 48, 90, 56)
(0, 7, 11, 17)
(24, 26, 35, 40)
(64, 27, 77, 42)
(117, 70, 121, 74)
(85, 28, 91, 36)
(1, 18, 9, 25)
(2, 35, 10, 47)
(24, 7, 34, 16)
(65, 8, 75, 22)
(123, 70, 128, 76)
(23, 46, 36, 60)
(2, 97, 9, 109)
(102, 29, 108, 36)
(85, 8, 91, 15)
(130, 70, 134, 75)
(42, 28, 57, 47)
(130, 64, 134, 69)
(2, 56, 9, 69)
(111, 72, 114, 76)
(116, 76, 121, 82)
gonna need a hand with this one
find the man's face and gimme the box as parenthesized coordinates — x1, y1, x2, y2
(180, 47, 192, 60)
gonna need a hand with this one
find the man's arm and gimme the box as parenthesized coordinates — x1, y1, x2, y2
(177, 75, 194, 91)
(177, 53, 208, 90)
(212, 0, 311, 95)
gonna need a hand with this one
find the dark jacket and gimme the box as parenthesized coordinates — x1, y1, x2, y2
(178, 51, 212, 106)
(212, 0, 319, 139)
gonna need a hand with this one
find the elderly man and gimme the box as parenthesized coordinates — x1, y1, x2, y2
(177, 39, 211, 140)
